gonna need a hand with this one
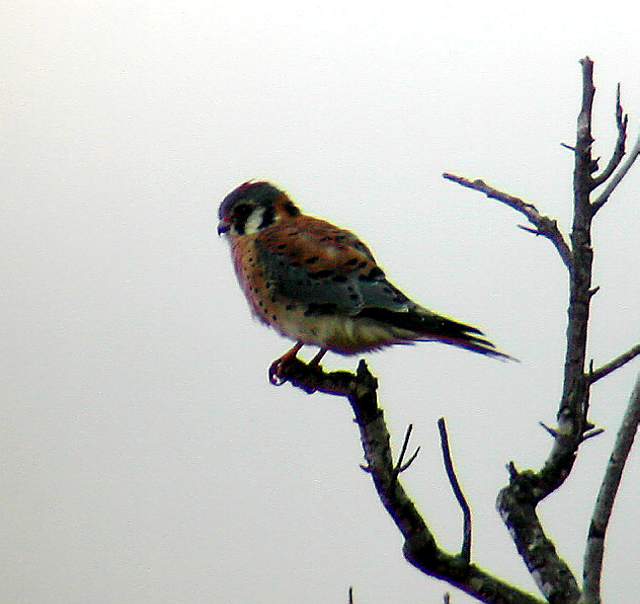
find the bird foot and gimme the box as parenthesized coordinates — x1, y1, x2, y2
(268, 345, 328, 386)
(268, 342, 304, 386)
(268, 357, 292, 386)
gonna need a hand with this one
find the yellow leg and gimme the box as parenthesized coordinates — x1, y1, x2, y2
(309, 348, 328, 367)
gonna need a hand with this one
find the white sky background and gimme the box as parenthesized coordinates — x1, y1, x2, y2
(2, 1, 640, 603)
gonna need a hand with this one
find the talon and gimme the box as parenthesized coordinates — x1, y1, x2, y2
(268, 359, 288, 386)
(268, 342, 303, 386)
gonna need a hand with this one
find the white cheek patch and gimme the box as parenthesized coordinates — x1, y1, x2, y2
(241, 207, 265, 235)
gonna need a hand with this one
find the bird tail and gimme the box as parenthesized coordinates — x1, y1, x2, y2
(357, 307, 516, 361)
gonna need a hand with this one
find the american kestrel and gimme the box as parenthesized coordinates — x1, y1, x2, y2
(218, 181, 511, 384)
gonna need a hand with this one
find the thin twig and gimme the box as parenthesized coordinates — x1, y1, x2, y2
(581, 428, 605, 442)
(592, 83, 628, 188)
(442, 173, 573, 270)
(539, 421, 559, 438)
(588, 343, 640, 383)
(437, 418, 472, 564)
(592, 134, 640, 214)
(348, 586, 354, 604)
(582, 374, 640, 604)
(392, 424, 421, 479)
(399, 447, 421, 474)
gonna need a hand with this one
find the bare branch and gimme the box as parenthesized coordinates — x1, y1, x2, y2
(277, 358, 545, 604)
(442, 173, 573, 270)
(559, 54, 597, 427)
(349, 586, 354, 604)
(581, 428, 605, 442)
(592, 133, 640, 214)
(588, 343, 640, 383)
(392, 424, 421, 479)
(539, 421, 559, 438)
(438, 418, 472, 564)
(517, 224, 541, 235)
(398, 447, 421, 474)
(575, 56, 597, 187)
(496, 57, 603, 604)
(592, 83, 628, 188)
(496, 57, 640, 603)
(582, 374, 640, 604)
(445, 59, 613, 604)
(496, 476, 579, 603)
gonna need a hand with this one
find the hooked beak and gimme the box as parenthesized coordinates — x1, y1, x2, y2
(217, 220, 230, 236)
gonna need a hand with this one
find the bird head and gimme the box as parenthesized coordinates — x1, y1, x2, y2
(217, 181, 301, 237)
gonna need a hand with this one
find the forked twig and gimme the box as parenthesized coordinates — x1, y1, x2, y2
(592, 83, 629, 188)
(592, 134, 640, 214)
(392, 424, 421, 480)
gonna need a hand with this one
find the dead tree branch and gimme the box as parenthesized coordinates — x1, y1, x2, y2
(591, 84, 628, 189)
(437, 418, 472, 564)
(588, 344, 640, 383)
(581, 374, 640, 604)
(591, 134, 640, 214)
(441, 173, 573, 270)
(277, 358, 543, 604)
(442, 57, 640, 604)
(392, 424, 421, 479)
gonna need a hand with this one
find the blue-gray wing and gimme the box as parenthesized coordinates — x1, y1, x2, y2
(253, 218, 414, 317)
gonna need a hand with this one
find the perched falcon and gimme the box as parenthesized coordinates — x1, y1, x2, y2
(217, 181, 511, 383)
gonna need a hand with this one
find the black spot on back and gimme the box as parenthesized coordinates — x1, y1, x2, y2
(304, 303, 338, 316)
(358, 266, 385, 281)
(309, 269, 335, 279)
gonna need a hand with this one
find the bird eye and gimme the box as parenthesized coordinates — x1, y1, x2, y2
(233, 203, 253, 220)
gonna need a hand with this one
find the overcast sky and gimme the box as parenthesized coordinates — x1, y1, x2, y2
(3, 2, 640, 603)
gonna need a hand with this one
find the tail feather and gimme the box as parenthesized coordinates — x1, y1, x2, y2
(356, 307, 515, 361)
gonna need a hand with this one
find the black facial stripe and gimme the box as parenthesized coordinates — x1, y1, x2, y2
(232, 203, 253, 234)
(283, 202, 300, 217)
(258, 206, 275, 229)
